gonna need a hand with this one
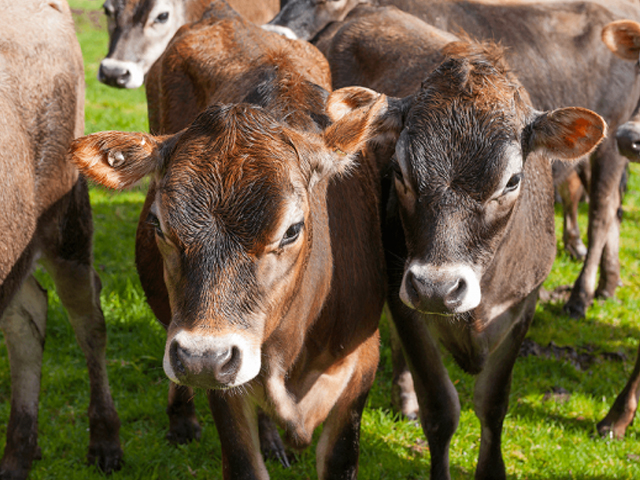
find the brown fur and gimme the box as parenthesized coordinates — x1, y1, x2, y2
(71, 2, 386, 478)
(0, 1, 122, 478)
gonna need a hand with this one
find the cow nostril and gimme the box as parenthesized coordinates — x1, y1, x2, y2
(217, 346, 242, 381)
(116, 70, 131, 87)
(170, 340, 187, 375)
(445, 278, 467, 307)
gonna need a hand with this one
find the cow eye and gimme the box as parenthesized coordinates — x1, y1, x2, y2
(146, 212, 164, 238)
(281, 221, 304, 247)
(155, 11, 169, 23)
(504, 173, 523, 194)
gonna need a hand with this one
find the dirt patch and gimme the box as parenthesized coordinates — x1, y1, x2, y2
(538, 284, 572, 303)
(519, 338, 626, 371)
(71, 7, 105, 31)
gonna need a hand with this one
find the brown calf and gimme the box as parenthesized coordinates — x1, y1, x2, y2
(71, 2, 387, 478)
(0, 1, 122, 478)
(271, 0, 640, 320)
(142, 1, 331, 454)
(326, 33, 605, 480)
(99, 0, 283, 88)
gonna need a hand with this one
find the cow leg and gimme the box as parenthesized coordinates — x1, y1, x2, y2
(565, 145, 626, 318)
(207, 391, 269, 480)
(166, 383, 201, 444)
(473, 297, 536, 480)
(597, 341, 640, 439)
(595, 208, 622, 300)
(558, 171, 586, 260)
(315, 390, 369, 480)
(258, 411, 290, 468)
(0, 276, 47, 480)
(390, 303, 459, 480)
(39, 181, 122, 472)
(388, 307, 420, 420)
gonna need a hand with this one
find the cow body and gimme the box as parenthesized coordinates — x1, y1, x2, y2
(272, 0, 640, 319)
(596, 19, 640, 440)
(72, 2, 386, 478)
(99, 0, 282, 88)
(321, 8, 606, 477)
(0, 1, 122, 478)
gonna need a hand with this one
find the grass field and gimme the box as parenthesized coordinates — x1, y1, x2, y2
(2, 0, 640, 478)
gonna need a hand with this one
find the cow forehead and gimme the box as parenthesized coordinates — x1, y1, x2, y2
(402, 100, 519, 203)
(158, 105, 303, 250)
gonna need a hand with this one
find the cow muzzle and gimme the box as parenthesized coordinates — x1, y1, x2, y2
(163, 331, 262, 389)
(98, 58, 145, 89)
(400, 262, 481, 315)
(616, 120, 640, 162)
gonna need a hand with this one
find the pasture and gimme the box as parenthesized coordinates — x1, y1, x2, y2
(1, 0, 639, 478)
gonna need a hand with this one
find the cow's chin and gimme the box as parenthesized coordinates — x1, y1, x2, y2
(163, 330, 263, 390)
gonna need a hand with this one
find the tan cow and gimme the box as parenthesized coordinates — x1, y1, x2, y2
(0, 1, 122, 478)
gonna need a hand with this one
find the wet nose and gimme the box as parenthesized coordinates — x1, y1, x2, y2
(616, 121, 640, 162)
(169, 339, 242, 387)
(98, 61, 131, 88)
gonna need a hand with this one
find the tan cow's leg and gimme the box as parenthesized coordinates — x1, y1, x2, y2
(0, 276, 47, 480)
(39, 180, 122, 472)
(597, 342, 640, 439)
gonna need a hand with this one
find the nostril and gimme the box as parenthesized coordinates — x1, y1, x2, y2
(170, 340, 187, 375)
(216, 346, 242, 382)
(116, 70, 131, 86)
(445, 278, 467, 307)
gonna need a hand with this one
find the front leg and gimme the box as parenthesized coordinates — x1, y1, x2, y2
(473, 296, 536, 480)
(315, 332, 379, 480)
(389, 300, 459, 480)
(0, 276, 47, 480)
(208, 391, 269, 480)
(597, 341, 640, 439)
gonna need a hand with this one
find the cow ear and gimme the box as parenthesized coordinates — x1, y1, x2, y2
(69, 131, 175, 189)
(602, 20, 640, 61)
(525, 107, 606, 161)
(323, 87, 408, 170)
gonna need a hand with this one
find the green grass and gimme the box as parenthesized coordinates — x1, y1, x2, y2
(2, 1, 640, 478)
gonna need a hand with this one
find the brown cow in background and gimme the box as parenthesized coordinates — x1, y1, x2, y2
(597, 18, 640, 440)
(71, 1, 387, 478)
(0, 0, 122, 478)
(99, 0, 284, 88)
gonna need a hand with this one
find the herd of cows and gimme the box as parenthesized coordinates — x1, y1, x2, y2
(2, 0, 640, 478)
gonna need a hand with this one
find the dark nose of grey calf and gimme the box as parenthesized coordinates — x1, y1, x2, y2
(405, 270, 467, 315)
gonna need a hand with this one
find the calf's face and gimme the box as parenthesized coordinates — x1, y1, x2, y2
(100, 0, 185, 88)
(341, 43, 605, 318)
(70, 96, 386, 390)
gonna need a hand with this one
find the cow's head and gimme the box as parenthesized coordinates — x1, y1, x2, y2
(99, 0, 189, 88)
(267, 0, 364, 41)
(331, 42, 605, 318)
(69, 96, 386, 390)
(602, 19, 640, 162)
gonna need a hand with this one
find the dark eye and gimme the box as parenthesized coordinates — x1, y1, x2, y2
(504, 173, 523, 193)
(146, 212, 164, 238)
(281, 221, 304, 247)
(155, 11, 169, 23)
